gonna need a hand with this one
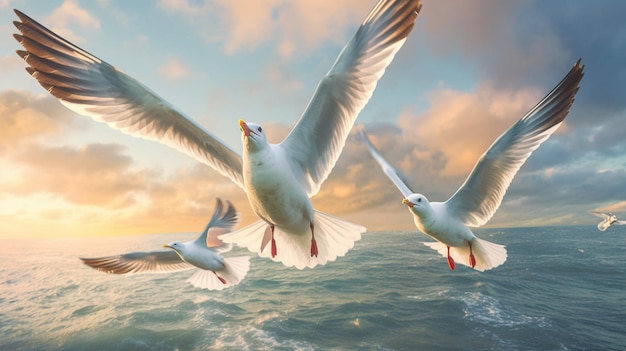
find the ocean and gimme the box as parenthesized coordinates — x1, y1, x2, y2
(1, 226, 625, 351)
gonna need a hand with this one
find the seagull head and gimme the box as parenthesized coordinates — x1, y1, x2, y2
(402, 194, 430, 214)
(163, 242, 186, 254)
(239, 119, 268, 152)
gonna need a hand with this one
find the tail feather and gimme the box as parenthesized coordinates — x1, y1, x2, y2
(186, 256, 250, 290)
(423, 237, 507, 272)
(220, 210, 365, 269)
(218, 256, 251, 287)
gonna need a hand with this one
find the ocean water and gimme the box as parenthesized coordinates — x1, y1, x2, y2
(1, 226, 625, 351)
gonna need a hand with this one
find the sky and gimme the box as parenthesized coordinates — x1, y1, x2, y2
(1, 0, 626, 239)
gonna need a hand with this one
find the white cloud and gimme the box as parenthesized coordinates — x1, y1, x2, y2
(158, 0, 211, 16)
(158, 0, 370, 58)
(158, 57, 192, 80)
(44, 0, 100, 43)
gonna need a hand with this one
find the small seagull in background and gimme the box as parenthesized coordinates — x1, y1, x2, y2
(13, 0, 422, 269)
(590, 211, 626, 232)
(80, 199, 250, 291)
(360, 60, 584, 271)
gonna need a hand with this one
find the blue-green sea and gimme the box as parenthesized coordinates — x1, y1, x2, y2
(1, 226, 625, 350)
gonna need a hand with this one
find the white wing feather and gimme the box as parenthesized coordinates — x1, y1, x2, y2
(80, 251, 193, 274)
(360, 129, 413, 198)
(13, 10, 244, 188)
(281, 0, 421, 196)
(445, 60, 584, 227)
(194, 198, 240, 250)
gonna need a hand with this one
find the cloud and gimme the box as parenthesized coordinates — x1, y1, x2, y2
(5, 142, 149, 207)
(0, 90, 252, 237)
(311, 71, 594, 228)
(158, 0, 212, 16)
(44, 0, 100, 43)
(0, 139, 253, 237)
(419, 0, 571, 89)
(159, 0, 370, 58)
(158, 57, 192, 80)
(0, 91, 76, 153)
(398, 82, 543, 178)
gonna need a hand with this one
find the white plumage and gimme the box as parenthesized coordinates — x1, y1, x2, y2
(14, 0, 422, 269)
(361, 60, 584, 271)
(590, 211, 626, 232)
(80, 199, 250, 290)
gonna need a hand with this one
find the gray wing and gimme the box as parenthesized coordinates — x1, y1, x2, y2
(195, 198, 240, 251)
(13, 10, 244, 188)
(445, 60, 584, 227)
(80, 251, 194, 274)
(280, 0, 421, 196)
(360, 129, 413, 198)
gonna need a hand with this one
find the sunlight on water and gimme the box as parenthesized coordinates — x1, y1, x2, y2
(1, 226, 626, 350)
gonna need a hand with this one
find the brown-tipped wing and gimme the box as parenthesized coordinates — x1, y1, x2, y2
(13, 9, 244, 189)
(445, 60, 585, 227)
(80, 251, 193, 274)
(281, 0, 421, 196)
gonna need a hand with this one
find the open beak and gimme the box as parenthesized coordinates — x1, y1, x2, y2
(402, 199, 415, 207)
(239, 119, 253, 137)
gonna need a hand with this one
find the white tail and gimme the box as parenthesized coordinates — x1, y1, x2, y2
(423, 237, 507, 272)
(186, 256, 250, 290)
(219, 210, 365, 269)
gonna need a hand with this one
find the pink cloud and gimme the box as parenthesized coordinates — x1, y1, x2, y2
(397, 82, 542, 179)
(0, 91, 76, 152)
(158, 57, 193, 80)
(162, 0, 370, 58)
(44, 0, 100, 44)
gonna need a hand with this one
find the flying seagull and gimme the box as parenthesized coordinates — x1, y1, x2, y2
(13, 0, 422, 269)
(80, 198, 249, 290)
(360, 60, 584, 271)
(590, 211, 626, 232)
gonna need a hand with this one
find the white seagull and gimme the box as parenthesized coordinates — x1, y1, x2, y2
(80, 198, 250, 291)
(13, 0, 421, 269)
(590, 211, 626, 232)
(360, 60, 584, 271)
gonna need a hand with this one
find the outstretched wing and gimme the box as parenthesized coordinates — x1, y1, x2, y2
(360, 129, 413, 198)
(195, 198, 240, 251)
(80, 251, 193, 274)
(445, 60, 584, 227)
(590, 211, 610, 220)
(13, 10, 244, 188)
(280, 0, 421, 196)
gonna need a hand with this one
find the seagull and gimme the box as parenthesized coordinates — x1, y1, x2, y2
(590, 211, 626, 231)
(13, 0, 421, 269)
(80, 198, 250, 290)
(360, 60, 584, 271)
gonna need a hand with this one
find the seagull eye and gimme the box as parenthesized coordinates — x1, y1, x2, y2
(257, 127, 262, 132)
(417, 198, 422, 203)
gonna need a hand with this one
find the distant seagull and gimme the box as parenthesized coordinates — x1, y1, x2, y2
(590, 211, 626, 231)
(360, 60, 584, 271)
(80, 199, 250, 290)
(13, 0, 422, 269)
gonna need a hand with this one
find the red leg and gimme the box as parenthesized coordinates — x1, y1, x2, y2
(447, 246, 455, 270)
(270, 224, 277, 258)
(469, 242, 476, 268)
(214, 272, 227, 285)
(310, 223, 318, 257)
